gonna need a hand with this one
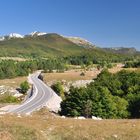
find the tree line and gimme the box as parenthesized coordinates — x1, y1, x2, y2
(0, 55, 127, 80)
(64, 52, 135, 66)
(0, 55, 138, 80)
(0, 59, 66, 79)
(124, 61, 140, 68)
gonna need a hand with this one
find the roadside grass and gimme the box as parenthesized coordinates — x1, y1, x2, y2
(0, 93, 20, 104)
(0, 76, 27, 107)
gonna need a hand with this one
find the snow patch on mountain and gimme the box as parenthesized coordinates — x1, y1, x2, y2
(29, 31, 47, 36)
(0, 37, 5, 41)
(66, 36, 95, 48)
(9, 33, 24, 38)
(0, 32, 94, 48)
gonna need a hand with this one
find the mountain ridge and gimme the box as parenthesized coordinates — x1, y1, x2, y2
(0, 31, 96, 49)
(103, 47, 138, 54)
(0, 31, 138, 58)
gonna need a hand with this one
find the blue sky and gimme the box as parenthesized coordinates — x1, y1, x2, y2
(0, 0, 140, 50)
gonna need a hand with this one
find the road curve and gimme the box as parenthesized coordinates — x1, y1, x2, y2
(9, 72, 62, 114)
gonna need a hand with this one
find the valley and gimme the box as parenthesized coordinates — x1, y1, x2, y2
(0, 32, 139, 140)
(1, 0, 140, 139)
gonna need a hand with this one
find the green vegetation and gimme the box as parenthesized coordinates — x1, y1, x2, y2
(60, 70, 140, 118)
(0, 33, 138, 62)
(0, 93, 19, 103)
(124, 61, 140, 68)
(0, 57, 123, 80)
(51, 82, 65, 99)
(97, 61, 115, 69)
(0, 59, 66, 79)
(64, 52, 134, 66)
(0, 33, 84, 58)
(0, 34, 139, 81)
(20, 81, 30, 94)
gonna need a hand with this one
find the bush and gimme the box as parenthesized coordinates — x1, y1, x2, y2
(80, 72, 85, 76)
(51, 82, 64, 99)
(20, 81, 30, 94)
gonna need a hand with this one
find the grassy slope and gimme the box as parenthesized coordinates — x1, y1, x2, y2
(0, 110, 140, 140)
(0, 33, 85, 57)
(0, 33, 134, 61)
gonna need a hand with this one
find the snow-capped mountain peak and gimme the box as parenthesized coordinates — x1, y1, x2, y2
(29, 31, 47, 36)
(0, 36, 5, 41)
(0, 31, 47, 41)
(0, 32, 95, 49)
(9, 33, 24, 38)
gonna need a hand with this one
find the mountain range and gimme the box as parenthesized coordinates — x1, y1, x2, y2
(0, 31, 138, 58)
(0, 31, 95, 49)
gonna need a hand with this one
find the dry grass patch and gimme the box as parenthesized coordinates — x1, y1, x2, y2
(0, 57, 27, 61)
(0, 115, 41, 140)
(0, 131, 13, 140)
(109, 67, 138, 73)
(45, 118, 140, 140)
(44, 67, 140, 84)
(44, 69, 100, 82)
(0, 111, 140, 140)
(0, 76, 27, 88)
(108, 63, 140, 74)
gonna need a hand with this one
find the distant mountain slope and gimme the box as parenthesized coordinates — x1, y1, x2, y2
(66, 36, 96, 48)
(0, 32, 139, 60)
(103, 47, 138, 55)
(0, 33, 85, 57)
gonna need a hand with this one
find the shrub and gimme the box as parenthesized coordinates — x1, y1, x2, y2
(20, 81, 30, 94)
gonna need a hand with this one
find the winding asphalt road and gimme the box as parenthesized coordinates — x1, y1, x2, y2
(9, 72, 62, 114)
